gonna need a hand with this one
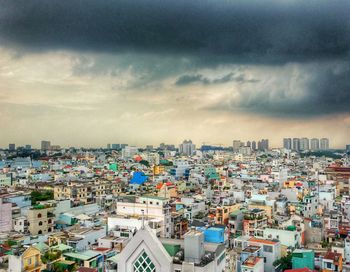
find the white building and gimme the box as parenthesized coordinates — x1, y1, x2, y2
(118, 225, 226, 272)
(115, 196, 171, 238)
(179, 140, 196, 156)
(122, 146, 139, 159)
(310, 138, 320, 151)
(117, 225, 173, 272)
(300, 138, 309, 151)
(320, 138, 330, 150)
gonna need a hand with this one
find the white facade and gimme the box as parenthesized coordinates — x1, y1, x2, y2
(122, 146, 139, 159)
(115, 196, 171, 238)
(179, 140, 196, 156)
(118, 226, 173, 272)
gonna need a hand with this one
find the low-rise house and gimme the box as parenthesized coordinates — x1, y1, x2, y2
(8, 246, 43, 272)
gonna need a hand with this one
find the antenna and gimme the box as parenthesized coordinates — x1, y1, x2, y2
(141, 209, 145, 229)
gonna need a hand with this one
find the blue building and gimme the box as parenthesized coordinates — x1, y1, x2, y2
(197, 227, 225, 243)
(130, 172, 148, 185)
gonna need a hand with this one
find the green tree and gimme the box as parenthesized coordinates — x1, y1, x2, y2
(273, 252, 292, 271)
(31, 190, 54, 205)
(139, 160, 150, 167)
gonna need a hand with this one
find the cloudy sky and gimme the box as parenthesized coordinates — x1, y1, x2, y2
(0, 0, 349, 148)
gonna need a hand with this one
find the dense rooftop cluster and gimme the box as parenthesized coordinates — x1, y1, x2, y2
(0, 142, 349, 272)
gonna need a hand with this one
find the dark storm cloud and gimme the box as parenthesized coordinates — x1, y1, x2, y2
(0, 0, 350, 63)
(175, 72, 258, 86)
(175, 74, 210, 86)
(1, 0, 350, 118)
(209, 62, 350, 117)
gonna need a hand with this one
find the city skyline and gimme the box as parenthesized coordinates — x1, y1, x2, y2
(0, 1, 349, 148)
(1, 136, 341, 151)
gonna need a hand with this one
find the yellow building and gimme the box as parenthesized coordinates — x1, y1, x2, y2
(248, 203, 273, 219)
(153, 165, 165, 175)
(9, 246, 43, 272)
(216, 204, 241, 225)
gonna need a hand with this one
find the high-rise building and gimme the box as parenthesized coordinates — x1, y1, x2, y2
(107, 144, 111, 149)
(122, 146, 139, 159)
(320, 138, 329, 150)
(258, 139, 269, 151)
(179, 140, 196, 156)
(112, 144, 120, 149)
(41, 140, 51, 151)
(232, 140, 242, 152)
(251, 141, 257, 151)
(25, 145, 32, 150)
(283, 138, 292, 150)
(292, 138, 300, 151)
(8, 144, 16, 151)
(246, 141, 251, 147)
(146, 145, 153, 151)
(300, 138, 309, 151)
(346, 145, 350, 152)
(310, 138, 320, 151)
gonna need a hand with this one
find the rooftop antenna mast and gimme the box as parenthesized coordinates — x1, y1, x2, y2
(141, 209, 145, 229)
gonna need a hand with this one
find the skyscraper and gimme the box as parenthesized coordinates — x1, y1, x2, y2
(179, 140, 196, 156)
(251, 141, 257, 151)
(283, 138, 292, 150)
(320, 138, 329, 150)
(257, 139, 269, 151)
(292, 138, 300, 151)
(8, 144, 15, 151)
(232, 140, 242, 153)
(25, 145, 32, 150)
(41, 140, 51, 151)
(300, 138, 309, 151)
(262, 139, 269, 150)
(310, 138, 320, 151)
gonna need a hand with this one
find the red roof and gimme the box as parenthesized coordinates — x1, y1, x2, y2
(324, 251, 341, 261)
(249, 237, 278, 245)
(285, 268, 313, 272)
(93, 247, 111, 252)
(156, 181, 173, 189)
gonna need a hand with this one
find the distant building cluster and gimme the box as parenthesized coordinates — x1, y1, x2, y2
(283, 138, 330, 151)
(233, 139, 269, 154)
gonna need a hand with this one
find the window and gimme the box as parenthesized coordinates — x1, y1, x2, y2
(38, 221, 43, 226)
(263, 245, 273, 253)
(37, 213, 42, 218)
(133, 251, 155, 272)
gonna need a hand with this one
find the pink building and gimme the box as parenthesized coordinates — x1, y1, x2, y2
(0, 198, 12, 232)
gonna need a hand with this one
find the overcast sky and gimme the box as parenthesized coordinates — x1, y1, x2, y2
(0, 0, 349, 148)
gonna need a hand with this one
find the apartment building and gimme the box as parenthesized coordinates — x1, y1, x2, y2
(27, 202, 55, 235)
(115, 196, 172, 238)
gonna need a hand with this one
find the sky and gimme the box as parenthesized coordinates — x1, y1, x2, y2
(0, 0, 349, 148)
